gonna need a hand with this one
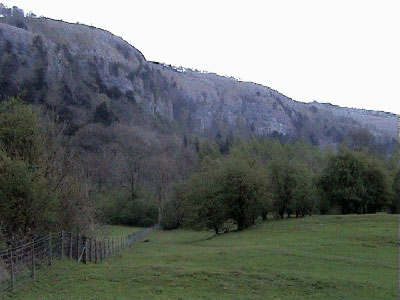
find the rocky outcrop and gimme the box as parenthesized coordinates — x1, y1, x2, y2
(0, 17, 397, 152)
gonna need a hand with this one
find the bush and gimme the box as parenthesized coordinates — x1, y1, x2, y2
(97, 190, 158, 227)
(160, 198, 181, 230)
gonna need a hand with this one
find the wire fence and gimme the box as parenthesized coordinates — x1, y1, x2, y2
(0, 225, 159, 292)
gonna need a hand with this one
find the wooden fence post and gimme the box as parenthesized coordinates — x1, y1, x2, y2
(31, 240, 35, 281)
(69, 232, 73, 259)
(61, 230, 64, 260)
(9, 246, 14, 291)
(48, 232, 52, 266)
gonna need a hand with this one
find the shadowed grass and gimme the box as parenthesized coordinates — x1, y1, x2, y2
(5, 214, 397, 300)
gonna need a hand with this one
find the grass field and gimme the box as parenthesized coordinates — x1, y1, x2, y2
(4, 214, 397, 300)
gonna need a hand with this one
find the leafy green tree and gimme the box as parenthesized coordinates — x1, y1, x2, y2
(182, 161, 228, 234)
(198, 139, 221, 161)
(0, 98, 58, 237)
(182, 147, 265, 233)
(219, 150, 264, 230)
(269, 159, 314, 218)
(290, 163, 316, 217)
(0, 152, 57, 235)
(387, 149, 400, 213)
(319, 148, 391, 214)
(0, 98, 43, 164)
(393, 169, 400, 213)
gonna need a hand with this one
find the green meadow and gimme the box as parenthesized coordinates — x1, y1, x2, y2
(5, 214, 397, 300)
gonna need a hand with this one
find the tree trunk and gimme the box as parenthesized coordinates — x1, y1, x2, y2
(214, 225, 219, 235)
(237, 217, 244, 231)
(279, 208, 284, 219)
(158, 205, 162, 224)
(261, 211, 267, 220)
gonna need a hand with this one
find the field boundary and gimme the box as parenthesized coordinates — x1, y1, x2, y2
(0, 224, 159, 292)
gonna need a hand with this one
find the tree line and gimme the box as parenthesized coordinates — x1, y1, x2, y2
(161, 136, 399, 233)
(0, 98, 399, 246)
(0, 98, 195, 245)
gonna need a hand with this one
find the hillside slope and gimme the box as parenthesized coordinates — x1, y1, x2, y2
(0, 16, 397, 152)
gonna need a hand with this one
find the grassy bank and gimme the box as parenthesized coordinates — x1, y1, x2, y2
(5, 214, 397, 300)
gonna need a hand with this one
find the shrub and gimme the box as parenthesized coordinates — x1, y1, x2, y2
(97, 190, 158, 227)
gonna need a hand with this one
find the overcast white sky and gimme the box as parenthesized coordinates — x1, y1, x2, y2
(2, 0, 400, 114)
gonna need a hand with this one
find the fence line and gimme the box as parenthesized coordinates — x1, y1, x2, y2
(0, 225, 159, 292)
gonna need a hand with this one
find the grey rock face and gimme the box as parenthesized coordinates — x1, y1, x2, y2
(0, 17, 397, 151)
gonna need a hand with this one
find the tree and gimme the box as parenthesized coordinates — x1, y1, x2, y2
(393, 169, 400, 213)
(0, 99, 58, 237)
(144, 135, 186, 224)
(269, 158, 314, 218)
(318, 148, 391, 214)
(182, 147, 265, 233)
(0, 98, 43, 164)
(386, 149, 400, 213)
(219, 151, 264, 230)
(182, 161, 228, 234)
(0, 5, 27, 29)
(290, 163, 315, 217)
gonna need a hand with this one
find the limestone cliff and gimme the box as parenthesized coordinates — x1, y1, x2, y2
(0, 17, 397, 152)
